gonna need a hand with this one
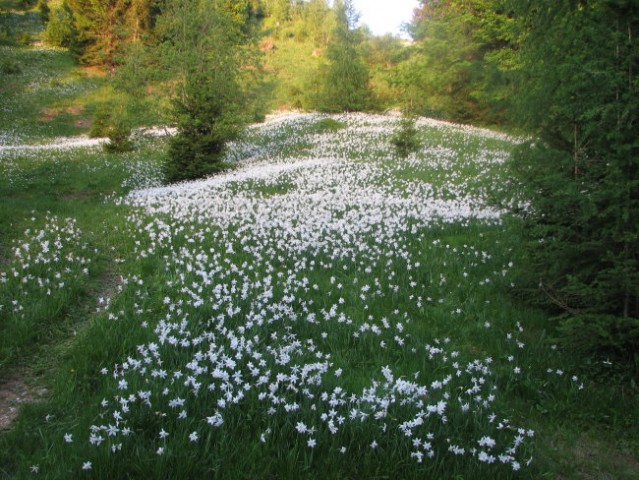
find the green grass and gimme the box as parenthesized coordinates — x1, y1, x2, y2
(0, 139, 165, 373)
(0, 37, 637, 480)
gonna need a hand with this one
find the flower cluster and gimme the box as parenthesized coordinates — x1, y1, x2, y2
(28, 113, 580, 475)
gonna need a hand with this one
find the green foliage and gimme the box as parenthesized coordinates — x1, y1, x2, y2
(307, 117, 346, 134)
(165, 118, 237, 182)
(0, 24, 30, 45)
(57, 0, 158, 66)
(402, 0, 517, 124)
(0, 56, 21, 73)
(509, 0, 639, 368)
(103, 106, 133, 153)
(391, 110, 421, 158)
(37, 0, 49, 23)
(149, 0, 260, 183)
(43, 1, 76, 48)
(316, 0, 371, 112)
(88, 103, 112, 138)
(556, 314, 639, 367)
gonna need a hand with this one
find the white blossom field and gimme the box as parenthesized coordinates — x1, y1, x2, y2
(1, 113, 582, 478)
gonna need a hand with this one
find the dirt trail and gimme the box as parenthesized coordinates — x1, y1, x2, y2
(0, 374, 47, 431)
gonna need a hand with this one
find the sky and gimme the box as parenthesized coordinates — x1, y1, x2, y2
(352, 0, 420, 37)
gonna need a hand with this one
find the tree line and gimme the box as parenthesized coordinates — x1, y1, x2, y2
(32, 0, 639, 372)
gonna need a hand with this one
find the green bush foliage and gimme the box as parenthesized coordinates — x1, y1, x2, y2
(103, 115, 133, 153)
(164, 101, 239, 182)
(89, 103, 112, 138)
(391, 111, 421, 158)
(37, 0, 49, 23)
(152, 0, 260, 183)
(0, 57, 21, 74)
(316, 0, 371, 112)
(509, 0, 639, 369)
(43, 1, 76, 48)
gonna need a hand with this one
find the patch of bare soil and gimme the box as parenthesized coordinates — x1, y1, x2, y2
(39, 107, 59, 122)
(0, 375, 47, 431)
(81, 66, 107, 78)
(74, 117, 92, 129)
(39, 105, 86, 123)
(66, 105, 84, 116)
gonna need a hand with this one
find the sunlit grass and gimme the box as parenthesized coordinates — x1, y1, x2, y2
(0, 112, 637, 479)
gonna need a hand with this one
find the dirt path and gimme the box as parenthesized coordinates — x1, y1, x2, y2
(0, 374, 47, 431)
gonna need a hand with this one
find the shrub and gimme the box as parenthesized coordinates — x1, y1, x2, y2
(104, 116, 133, 153)
(1, 58, 22, 75)
(556, 314, 639, 369)
(99, 105, 134, 153)
(391, 111, 421, 158)
(44, 2, 76, 48)
(89, 104, 112, 138)
(38, 0, 50, 24)
(164, 108, 238, 183)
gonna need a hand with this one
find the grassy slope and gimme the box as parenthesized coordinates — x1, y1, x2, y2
(0, 10, 637, 480)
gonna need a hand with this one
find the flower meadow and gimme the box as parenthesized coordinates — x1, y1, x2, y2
(1, 113, 585, 478)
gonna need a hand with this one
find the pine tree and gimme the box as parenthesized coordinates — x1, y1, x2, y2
(509, 0, 639, 366)
(403, 0, 516, 123)
(153, 0, 261, 183)
(319, 0, 370, 112)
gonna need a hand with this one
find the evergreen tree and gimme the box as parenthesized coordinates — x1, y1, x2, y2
(509, 0, 639, 366)
(55, 0, 157, 66)
(152, 0, 261, 183)
(319, 0, 370, 112)
(403, 0, 516, 123)
(302, 0, 332, 47)
(44, 1, 77, 50)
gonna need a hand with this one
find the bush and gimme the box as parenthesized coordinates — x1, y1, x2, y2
(556, 314, 639, 369)
(89, 104, 112, 138)
(1, 58, 22, 75)
(164, 111, 238, 183)
(391, 111, 421, 158)
(96, 105, 134, 153)
(15, 31, 31, 45)
(104, 116, 133, 153)
(44, 2, 75, 48)
(0, 27, 16, 46)
(38, 0, 50, 24)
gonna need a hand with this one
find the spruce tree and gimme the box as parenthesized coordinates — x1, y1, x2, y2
(319, 0, 370, 112)
(153, 0, 261, 183)
(509, 0, 639, 366)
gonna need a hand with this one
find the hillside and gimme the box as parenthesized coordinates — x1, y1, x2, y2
(1, 2, 638, 479)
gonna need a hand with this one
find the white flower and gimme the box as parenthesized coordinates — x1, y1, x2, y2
(82, 462, 92, 471)
(64, 433, 73, 443)
(478, 436, 496, 449)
